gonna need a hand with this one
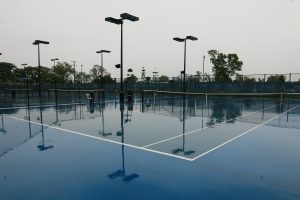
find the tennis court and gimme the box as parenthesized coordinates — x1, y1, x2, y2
(1, 92, 300, 199)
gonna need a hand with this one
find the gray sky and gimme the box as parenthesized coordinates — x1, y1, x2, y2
(0, 0, 299, 78)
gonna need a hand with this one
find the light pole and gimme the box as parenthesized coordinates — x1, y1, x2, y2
(33, 40, 49, 124)
(173, 36, 198, 93)
(202, 55, 205, 83)
(21, 63, 28, 88)
(71, 60, 76, 83)
(96, 50, 111, 92)
(22, 63, 30, 120)
(51, 58, 59, 119)
(105, 13, 139, 102)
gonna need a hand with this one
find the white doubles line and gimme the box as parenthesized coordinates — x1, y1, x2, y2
(4, 115, 193, 161)
(190, 104, 300, 161)
(143, 104, 279, 148)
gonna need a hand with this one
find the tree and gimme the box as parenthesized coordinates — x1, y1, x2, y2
(158, 75, 169, 82)
(90, 65, 108, 83)
(234, 74, 256, 83)
(125, 74, 138, 83)
(145, 76, 151, 83)
(267, 75, 285, 83)
(12, 68, 26, 82)
(21, 66, 53, 83)
(0, 62, 17, 82)
(208, 50, 243, 82)
(52, 62, 74, 83)
(76, 72, 91, 83)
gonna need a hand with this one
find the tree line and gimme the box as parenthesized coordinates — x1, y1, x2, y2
(0, 49, 297, 84)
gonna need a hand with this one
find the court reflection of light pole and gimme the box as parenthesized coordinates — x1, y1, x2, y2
(98, 103, 112, 137)
(37, 109, 54, 151)
(0, 115, 7, 134)
(172, 95, 195, 156)
(108, 103, 139, 183)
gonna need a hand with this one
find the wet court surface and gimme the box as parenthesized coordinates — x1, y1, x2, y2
(1, 95, 300, 199)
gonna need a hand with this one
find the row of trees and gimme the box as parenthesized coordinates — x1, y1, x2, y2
(0, 62, 114, 83)
(1, 49, 298, 84)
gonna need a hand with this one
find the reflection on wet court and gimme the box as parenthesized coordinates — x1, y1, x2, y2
(2, 93, 300, 161)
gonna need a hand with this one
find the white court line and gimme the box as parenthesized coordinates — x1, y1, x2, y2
(143, 104, 279, 148)
(4, 115, 193, 161)
(190, 104, 300, 161)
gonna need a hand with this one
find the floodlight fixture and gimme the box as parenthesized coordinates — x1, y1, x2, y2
(96, 50, 111, 54)
(173, 37, 185, 42)
(105, 12, 139, 103)
(33, 40, 49, 45)
(186, 36, 198, 41)
(105, 17, 123, 25)
(115, 64, 121, 69)
(173, 35, 198, 93)
(120, 13, 139, 22)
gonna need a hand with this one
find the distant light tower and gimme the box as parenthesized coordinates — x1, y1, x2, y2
(21, 63, 27, 80)
(96, 50, 111, 90)
(51, 58, 59, 84)
(33, 40, 49, 124)
(71, 60, 76, 83)
(21, 63, 27, 68)
(141, 67, 145, 82)
(173, 36, 198, 92)
(105, 12, 139, 102)
(152, 68, 158, 82)
(51, 58, 59, 68)
(202, 55, 205, 82)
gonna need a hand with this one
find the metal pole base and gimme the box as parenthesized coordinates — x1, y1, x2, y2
(120, 92, 125, 103)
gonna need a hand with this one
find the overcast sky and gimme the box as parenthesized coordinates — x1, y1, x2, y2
(0, 0, 299, 78)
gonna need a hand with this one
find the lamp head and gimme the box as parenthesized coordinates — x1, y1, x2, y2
(186, 36, 198, 41)
(173, 37, 185, 42)
(120, 13, 139, 22)
(105, 17, 123, 25)
(33, 40, 49, 45)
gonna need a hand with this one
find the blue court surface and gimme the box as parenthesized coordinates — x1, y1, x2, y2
(1, 94, 300, 199)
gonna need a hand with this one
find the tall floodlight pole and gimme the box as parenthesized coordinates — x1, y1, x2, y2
(202, 55, 205, 83)
(173, 36, 198, 93)
(33, 40, 49, 124)
(105, 13, 139, 102)
(51, 58, 59, 115)
(96, 50, 111, 91)
(21, 63, 29, 115)
(71, 60, 76, 83)
(21, 63, 28, 90)
(51, 58, 59, 69)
